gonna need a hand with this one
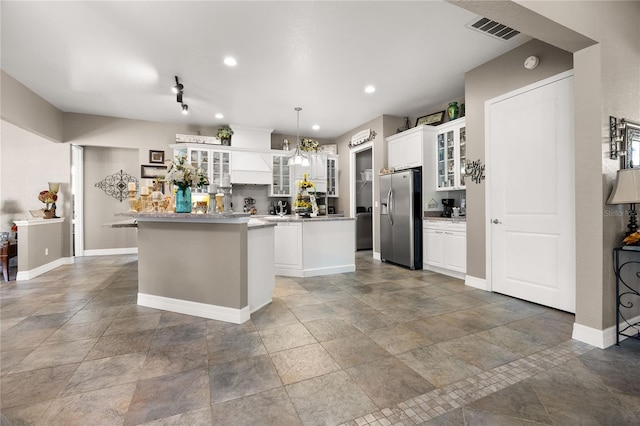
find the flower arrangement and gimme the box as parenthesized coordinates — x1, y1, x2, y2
(293, 173, 315, 211)
(300, 138, 319, 152)
(38, 190, 57, 210)
(217, 126, 234, 140)
(164, 154, 209, 189)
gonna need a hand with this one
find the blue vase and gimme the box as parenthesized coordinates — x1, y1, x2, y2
(175, 186, 192, 213)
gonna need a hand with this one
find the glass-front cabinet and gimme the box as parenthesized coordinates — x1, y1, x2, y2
(270, 153, 292, 197)
(436, 118, 466, 191)
(171, 145, 230, 193)
(327, 154, 339, 197)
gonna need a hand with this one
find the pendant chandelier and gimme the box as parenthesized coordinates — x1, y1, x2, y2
(288, 107, 310, 167)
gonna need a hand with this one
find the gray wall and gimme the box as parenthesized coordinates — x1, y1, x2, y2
(0, 70, 64, 142)
(84, 146, 139, 251)
(454, 0, 640, 332)
(464, 39, 574, 279)
(18, 220, 66, 271)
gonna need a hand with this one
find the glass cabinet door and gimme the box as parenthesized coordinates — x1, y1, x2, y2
(211, 150, 230, 186)
(270, 154, 291, 196)
(188, 149, 210, 193)
(458, 127, 466, 188)
(437, 130, 455, 190)
(327, 156, 338, 197)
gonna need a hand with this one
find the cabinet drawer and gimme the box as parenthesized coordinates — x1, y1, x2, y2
(444, 222, 466, 232)
(423, 220, 444, 230)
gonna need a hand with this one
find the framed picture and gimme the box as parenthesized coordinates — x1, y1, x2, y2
(416, 111, 446, 127)
(149, 150, 165, 164)
(141, 164, 167, 178)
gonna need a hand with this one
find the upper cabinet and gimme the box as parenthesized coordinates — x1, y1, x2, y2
(292, 153, 328, 193)
(230, 151, 272, 185)
(270, 153, 292, 197)
(171, 145, 230, 193)
(327, 154, 339, 197)
(386, 125, 435, 170)
(436, 118, 466, 191)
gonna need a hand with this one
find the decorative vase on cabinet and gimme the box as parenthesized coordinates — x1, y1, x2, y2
(447, 102, 459, 120)
(175, 187, 192, 213)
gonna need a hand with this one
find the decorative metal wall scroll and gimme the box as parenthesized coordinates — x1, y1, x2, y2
(95, 170, 137, 202)
(465, 159, 485, 184)
(349, 129, 377, 148)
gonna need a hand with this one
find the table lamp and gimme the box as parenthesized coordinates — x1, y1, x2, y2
(48, 182, 61, 218)
(607, 168, 640, 234)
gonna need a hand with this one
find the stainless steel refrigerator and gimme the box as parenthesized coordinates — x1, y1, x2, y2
(380, 168, 422, 269)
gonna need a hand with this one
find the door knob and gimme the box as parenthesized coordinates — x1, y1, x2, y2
(492, 219, 502, 224)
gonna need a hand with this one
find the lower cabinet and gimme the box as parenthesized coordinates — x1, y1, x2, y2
(423, 220, 466, 279)
(273, 222, 303, 270)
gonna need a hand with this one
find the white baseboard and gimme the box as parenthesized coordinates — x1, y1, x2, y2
(572, 315, 640, 349)
(137, 292, 250, 324)
(423, 264, 466, 280)
(465, 275, 489, 291)
(16, 256, 75, 281)
(373, 251, 381, 260)
(275, 264, 356, 278)
(83, 247, 138, 256)
(250, 299, 272, 314)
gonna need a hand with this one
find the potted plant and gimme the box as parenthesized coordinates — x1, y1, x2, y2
(217, 126, 234, 146)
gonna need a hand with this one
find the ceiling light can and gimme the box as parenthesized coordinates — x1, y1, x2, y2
(224, 57, 237, 67)
(365, 85, 376, 94)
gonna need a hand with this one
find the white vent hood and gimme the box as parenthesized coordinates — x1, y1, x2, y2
(229, 125, 274, 185)
(229, 125, 273, 151)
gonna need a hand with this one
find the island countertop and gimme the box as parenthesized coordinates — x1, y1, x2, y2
(118, 211, 251, 224)
(257, 215, 355, 223)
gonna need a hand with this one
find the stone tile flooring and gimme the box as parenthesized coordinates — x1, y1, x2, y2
(1, 252, 639, 425)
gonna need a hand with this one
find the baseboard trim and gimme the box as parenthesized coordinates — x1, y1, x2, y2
(572, 315, 640, 349)
(275, 264, 356, 278)
(83, 247, 138, 256)
(137, 292, 250, 324)
(250, 299, 272, 314)
(16, 256, 74, 281)
(465, 275, 489, 291)
(423, 265, 465, 280)
(372, 251, 381, 261)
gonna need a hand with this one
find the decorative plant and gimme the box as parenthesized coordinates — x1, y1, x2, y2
(293, 173, 315, 210)
(164, 154, 209, 189)
(299, 138, 319, 152)
(38, 190, 57, 211)
(217, 126, 234, 140)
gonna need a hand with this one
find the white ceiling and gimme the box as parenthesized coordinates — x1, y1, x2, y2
(1, 1, 529, 138)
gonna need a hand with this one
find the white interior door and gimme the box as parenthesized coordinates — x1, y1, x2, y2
(487, 72, 575, 312)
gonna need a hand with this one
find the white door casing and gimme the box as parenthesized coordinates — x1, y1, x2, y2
(486, 71, 575, 313)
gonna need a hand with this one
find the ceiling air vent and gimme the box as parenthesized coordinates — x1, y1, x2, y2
(466, 17, 520, 41)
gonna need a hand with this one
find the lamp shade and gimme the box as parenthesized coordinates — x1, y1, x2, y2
(607, 168, 640, 204)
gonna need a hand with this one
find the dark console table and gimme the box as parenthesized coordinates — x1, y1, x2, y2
(1, 241, 17, 282)
(614, 247, 640, 345)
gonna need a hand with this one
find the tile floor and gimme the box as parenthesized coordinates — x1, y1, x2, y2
(1, 252, 639, 425)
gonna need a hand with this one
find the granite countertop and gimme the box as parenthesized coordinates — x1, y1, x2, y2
(116, 211, 251, 224)
(259, 215, 354, 223)
(247, 218, 278, 229)
(423, 216, 467, 223)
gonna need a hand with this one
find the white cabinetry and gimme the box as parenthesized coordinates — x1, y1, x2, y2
(171, 145, 230, 193)
(423, 219, 466, 279)
(273, 222, 303, 270)
(230, 151, 272, 185)
(387, 125, 432, 170)
(292, 153, 327, 192)
(435, 118, 466, 191)
(270, 153, 292, 197)
(327, 154, 339, 197)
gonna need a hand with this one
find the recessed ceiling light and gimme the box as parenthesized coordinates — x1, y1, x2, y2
(364, 85, 376, 94)
(215, 113, 224, 119)
(224, 57, 237, 67)
(312, 124, 320, 131)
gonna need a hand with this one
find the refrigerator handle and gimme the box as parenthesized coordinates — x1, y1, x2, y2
(388, 188, 394, 226)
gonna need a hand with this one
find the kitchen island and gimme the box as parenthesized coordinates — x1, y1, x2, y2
(262, 215, 356, 277)
(131, 212, 275, 324)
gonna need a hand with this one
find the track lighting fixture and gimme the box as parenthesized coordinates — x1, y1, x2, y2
(172, 76, 189, 115)
(172, 76, 184, 95)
